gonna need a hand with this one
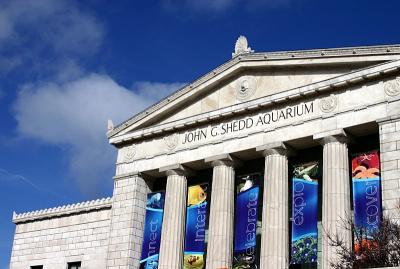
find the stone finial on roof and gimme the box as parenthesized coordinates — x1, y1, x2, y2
(232, 35, 254, 58)
(108, 119, 114, 131)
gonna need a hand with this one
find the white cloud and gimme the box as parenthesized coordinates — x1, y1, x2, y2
(14, 74, 184, 194)
(0, 0, 103, 74)
(1, 0, 186, 195)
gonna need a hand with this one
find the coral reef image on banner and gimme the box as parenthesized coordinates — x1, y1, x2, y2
(233, 174, 261, 269)
(352, 151, 382, 253)
(184, 184, 208, 269)
(140, 191, 165, 269)
(291, 162, 319, 264)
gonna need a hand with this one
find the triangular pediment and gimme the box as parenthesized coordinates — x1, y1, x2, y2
(108, 45, 400, 144)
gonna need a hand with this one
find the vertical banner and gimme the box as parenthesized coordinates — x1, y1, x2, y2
(291, 162, 319, 264)
(184, 184, 208, 269)
(352, 151, 382, 252)
(140, 191, 165, 269)
(233, 174, 260, 269)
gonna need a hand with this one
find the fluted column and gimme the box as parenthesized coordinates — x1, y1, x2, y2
(256, 142, 291, 269)
(205, 154, 240, 269)
(158, 164, 191, 269)
(314, 129, 352, 269)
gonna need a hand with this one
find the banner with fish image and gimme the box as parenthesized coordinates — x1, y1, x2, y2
(184, 184, 208, 269)
(140, 191, 165, 269)
(233, 174, 260, 269)
(352, 151, 382, 253)
(291, 162, 319, 264)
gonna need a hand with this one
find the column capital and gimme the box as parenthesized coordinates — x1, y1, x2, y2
(256, 142, 294, 157)
(113, 171, 142, 181)
(205, 153, 242, 168)
(313, 129, 351, 145)
(159, 164, 194, 177)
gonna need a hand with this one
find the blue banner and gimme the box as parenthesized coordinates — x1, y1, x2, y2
(291, 162, 319, 264)
(352, 151, 382, 252)
(233, 175, 260, 269)
(353, 178, 381, 235)
(184, 184, 208, 269)
(140, 191, 165, 269)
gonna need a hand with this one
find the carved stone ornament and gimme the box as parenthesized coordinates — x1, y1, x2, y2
(319, 94, 338, 113)
(236, 76, 257, 101)
(164, 133, 179, 151)
(384, 78, 400, 97)
(123, 144, 136, 162)
(232, 35, 254, 58)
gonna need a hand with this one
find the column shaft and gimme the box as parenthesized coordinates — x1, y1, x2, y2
(158, 171, 187, 269)
(206, 157, 236, 269)
(321, 137, 351, 269)
(259, 149, 289, 269)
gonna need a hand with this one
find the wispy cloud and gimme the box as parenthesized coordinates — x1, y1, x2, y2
(13, 74, 185, 195)
(0, 168, 63, 198)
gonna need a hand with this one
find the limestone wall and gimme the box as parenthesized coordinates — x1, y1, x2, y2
(379, 115, 400, 221)
(9, 199, 112, 269)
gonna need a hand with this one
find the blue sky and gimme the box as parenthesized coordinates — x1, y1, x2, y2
(0, 0, 399, 267)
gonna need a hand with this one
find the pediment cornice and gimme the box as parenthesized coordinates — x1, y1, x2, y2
(109, 59, 400, 145)
(108, 45, 400, 142)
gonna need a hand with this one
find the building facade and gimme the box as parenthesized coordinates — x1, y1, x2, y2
(9, 39, 400, 269)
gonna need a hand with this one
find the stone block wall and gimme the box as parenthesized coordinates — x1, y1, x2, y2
(9, 200, 112, 269)
(106, 173, 151, 269)
(379, 115, 400, 221)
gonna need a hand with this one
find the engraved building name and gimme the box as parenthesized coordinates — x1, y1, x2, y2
(181, 101, 315, 145)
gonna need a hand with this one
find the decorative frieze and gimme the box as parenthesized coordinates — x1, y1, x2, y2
(164, 133, 179, 151)
(319, 94, 338, 113)
(123, 144, 136, 162)
(236, 76, 257, 101)
(384, 77, 400, 96)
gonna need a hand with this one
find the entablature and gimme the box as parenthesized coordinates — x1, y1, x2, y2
(110, 60, 400, 146)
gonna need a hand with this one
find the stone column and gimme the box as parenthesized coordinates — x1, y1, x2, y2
(378, 115, 400, 221)
(256, 142, 290, 269)
(314, 129, 352, 269)
(106, 172, 152, 269)
(158, 164, 190, 269)
(205, 154, 239, 269)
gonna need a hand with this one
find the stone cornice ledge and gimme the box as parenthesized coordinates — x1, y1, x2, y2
(109, 59, 400, 145)
(12, 197, 112, 224)
(108, 44, 400, 139)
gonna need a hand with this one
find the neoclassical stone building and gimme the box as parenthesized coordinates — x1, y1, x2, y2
(9, 39, 400, 269)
